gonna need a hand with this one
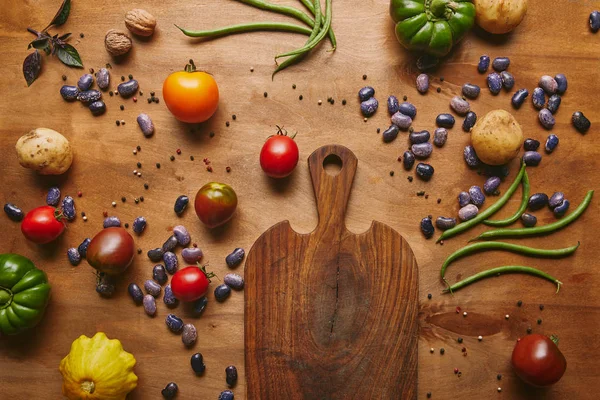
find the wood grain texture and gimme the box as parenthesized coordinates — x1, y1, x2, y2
(245, 145, 419, 399)
(0, 0, 599, 399)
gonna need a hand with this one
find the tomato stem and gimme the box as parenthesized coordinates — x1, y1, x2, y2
(196, 263, 218, 282)
(550, 335, 560, 346)
(54, 208, 65, 221)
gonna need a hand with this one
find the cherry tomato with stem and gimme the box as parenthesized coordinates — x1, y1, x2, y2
(163, 59, 219, 123)
(512, 334, 567, 387)
(194, 182, 238, 228)
(171, 265, 216, 302)
(260, 126, 299, 178)
(21, 206, 65, 244)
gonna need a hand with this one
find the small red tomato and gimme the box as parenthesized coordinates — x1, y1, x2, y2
(171, 265, 215, 302)
(21, 206, 65, 244)
(260, 132, 299, 178)
(512, 334, 567, 387)
(194, 182, 238, 228)
(86, 227, 135, 275)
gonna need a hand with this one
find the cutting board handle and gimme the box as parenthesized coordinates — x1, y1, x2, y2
(308, 145, 358, 232)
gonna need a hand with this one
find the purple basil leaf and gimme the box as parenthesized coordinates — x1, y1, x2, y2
(30, 37, 50, 50)
(58, 32, 71, 41)
(45, 0, 71, 30)
(23, 50, 42, 86)
(55, 43, 82, 68)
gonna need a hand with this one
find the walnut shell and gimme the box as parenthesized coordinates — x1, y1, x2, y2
(105, 29, 132, 56)
(125, 9, 156, 37)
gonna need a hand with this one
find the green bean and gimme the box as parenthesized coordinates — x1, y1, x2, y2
(471, 190, 594, 242)
(442, 266, 563, 294)
(236, 0, 314, 27)
(272, 0, 321, 79)
(175, 22, 313, 38)
(440, 241, 579, 283)
(437, 163, 526, 243)
(483, 171, 530, 227)
(275, 0, 332, 60)
(299, 0, 336, 48)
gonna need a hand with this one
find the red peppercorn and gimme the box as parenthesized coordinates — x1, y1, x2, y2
(176, 149, 182, 155)
(454, 368, 459, 374)
(77, 191, 82, 197)
(103, 211, 108, 218)
(226, 166, 231, 173)
(133, 97, 137, 102)
(206, 166, 213, 172)
(456, 306, 461, 313)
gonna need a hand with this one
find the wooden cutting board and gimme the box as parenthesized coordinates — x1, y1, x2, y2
(245, 145, 419, 399)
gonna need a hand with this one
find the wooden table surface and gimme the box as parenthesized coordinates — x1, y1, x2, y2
(1, 1, 599, 399)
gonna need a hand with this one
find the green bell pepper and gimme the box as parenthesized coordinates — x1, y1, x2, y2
(390, 0, 475, 57)
(0, 254, 51, 335)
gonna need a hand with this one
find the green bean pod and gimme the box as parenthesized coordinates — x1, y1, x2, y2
(275, 0, 332, 60)
(443, 266, 563, 294)
(483, 171, 530, 227)
(437, 163, 527, 243)
(440, 241, 580, 282)
(175, 22, 313, 38)
(299, 0, 336, 48)
(471, 190, 594, 242)
(236, 0, 315, 27)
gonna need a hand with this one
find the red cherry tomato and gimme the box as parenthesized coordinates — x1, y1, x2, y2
(260, 132, 299, 178)
(194, 182, 238, 228)
(21, 206, 65, 244)
(512, 334, 567, 387)
(171, 266, 215, 302)
(86, 227, 135, 275)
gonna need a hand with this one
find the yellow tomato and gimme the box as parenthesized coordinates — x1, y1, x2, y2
(163, 65, 219, 123)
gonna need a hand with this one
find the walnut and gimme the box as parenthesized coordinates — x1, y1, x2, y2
(104, 29, 132, 56)
(125, 9, 157, 37)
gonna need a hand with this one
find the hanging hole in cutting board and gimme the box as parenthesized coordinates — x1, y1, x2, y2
(323, 154, 343, 176)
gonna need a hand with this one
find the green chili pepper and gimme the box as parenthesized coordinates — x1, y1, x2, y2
(471, 190, 594, 242)
(175, 22, 314, 38)
(390, 0, 476, 57)
(443, 266, 563, 294)
(440, 241, 580, 284)
(483, 171, 530, 227)
(437, 163, 526, 243)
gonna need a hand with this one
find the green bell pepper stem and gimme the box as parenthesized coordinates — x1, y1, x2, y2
(430, 0, 449, 17)
(175, 22, 314, 38)
(0, 287, 11, 307)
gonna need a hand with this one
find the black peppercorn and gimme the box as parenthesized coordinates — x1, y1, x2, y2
(170, 155, 175, 161)
(121, 197, 126, 202)
(79, 33, 84, 38)
(209, 132, 215, 138)
(136, 146, 141, 151)
(144, 183, 149, 190)
(436, 87, 441, 93)
(124, 223, 129, 228)
(156, 163, 161, 168)
(440, 348, 445, 355)
(427, 293, 432, 299)
(226, 121, 230, 127)
(342, 99, 347, 105)
(232, 114, 236, 120)
(292, 84, 296, 89)
(121, 76, 125, 81)
(137, 162, 142, 168)
(116, 120, 120, 126)
(497, 374, 502, 380)
(299, 95, 303, 100)
(539, 304, 544, 311)
(190, 156, 195, 161)
(128, 74, 133, 79)
(458, 337, 463, 343)
(137, 248, 142, 254)
(537, 319, 542, 324)
(120, 105, 124, 110)
(403, 95, 408, 101)
(109, 91, 114, 97)
(362, 74, 367, 80)
(389, 171, 394, 176)
(264, 92, 268, 98)
(427, 393, 431, 399)
(527, 327, 532, 334)
(62, 75, 67, 81)
(147, 97, 152, 103)
(140, 196, 144, 202)
(517, 300, 522, 307)
(376, 128, 381, 133)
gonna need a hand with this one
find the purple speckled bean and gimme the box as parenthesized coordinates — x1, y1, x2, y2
(78, 238, 91, 259)
(555, 74, 567, 94)
(483, 177, 501, 195)
(147, 248, 164, 262)
(522, 151, 542, 166)
(387, 96, 400, 115)
(538, 109, 555, 130)
(166, 314, 184, 333)
(450, 96, 470, 115)
(492, 57, 510, 72)
(398, 102, 417, 118)
(539, 75, 558, 94)
(77, 90, 102, 103)
(458, 204, 479, 221)
(62, 196, 76, 221)
(458, 191, 471, 207)
(224, 273, 244, 290)
(487, 73, 502, 95)
(144, 279, 162, 297)
(462, 83, 480, 99)
(478, 55, 490, 73)
(521, 213, 537, 227)
(545, 134, 559, 153)
(523, 139, 540, 151)
(132, 216, 147, 234)
(60, 85, 79, 101)
(382, 125, 399, 143)
(411, 143, 433, 159)
(360, 98, 378, 117)
(435, 216, 457, 230)
(89, 101, 106, 116)
(137, 114, 155, 137)
(532, 87, 546, 110)
(67, 248, 81, 266)
(420, 217, 435, 239)
(403, 151, 415, 170)
(433, 128, 447, 147)
(153, 265, 168, 285)
(77, 74, 94, 91)
(103, 216, 121, 228)
(163, 251, 179, 274)
(553, 199, 570, 217)
(547, 94, 561, 114)
(214, 284, 231, 302)
(96, 68, 110, 90)
(358, 86, 375, 102)
(548, 192, 565, 209)
(173, 225, 191, 246)
(416, 73, 429, 93)
(409, 130, 430, 144)
(391, 111, 412, 129)
(500, 71, 515, 90)
(462, 112, 477, 132)
(163, 284, 179, 307)
(143, 294, 157, 316)
(528, 193, 549, 211)
(117, 79, 139, 97)
(182, 247, 203, 264)
(162, 235, 178, 252)
(469, 186, 486, 206)
(463, 145, 480, 168)
(46, 187, 61, 206)
(182, 323, 197, 346)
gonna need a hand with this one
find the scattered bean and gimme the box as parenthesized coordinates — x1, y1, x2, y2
(458, 191, 471, 207)
(137, 113, 155, 137)
(411, 143, 433, 159)
(214, 284, 232, 302)
(591, 11, 600, 32)
(554, 74, 567, 94)
(492, 57, 510, 71)
(358, 86, 375, 102)
(143, 294, 157, 315)
(46, 187, 61, 206)
(450, 96, 470, 117)
(128, 283, 144, 305)
(162, 235, 178, 252)
(226, 248, 245, 267)
(117, 79, 139, 97)
(89, 100, 106, 115)
(528, 193, 549, 210)
(96, 273, 116, 297)
(78, 238, 91, 259)
(545, 134, 559, 153)
(391, 111, 412, 129)
(500, 71, 515, 90)
(163, 284, 179, 307)
(403, 151, 415, 170)
(398, 102, 417, 118)
(539, 75, 558, 94)
(511, 89, 529, 109)
(487, 72, 502, 94)
(360, 98, 378, 117)
(163, 252, 179, 274)
(148, 248, 165, 262)
(521, 213, 537, 227)
(226, 365, 238, 387)
(549, 192, 565, 209)
(532, 87, 546, 110)
(153, 265, 168, 285)
(382, 125, 399, 143)
(174, 195, 189, 216)
(191, 353, 206, 375)
(96, 68, 110, 90)
(478, 55, 490, 73)
(161, 382, 178, 399)
(547, 95, 561, 114)
(523, 139, 540, 151)
(182, 247, 203, 264)
(409, 130, 430, 144)
(463, 145, 480, 168)
(132, 216, 147, 234)
(436, 217, 457, 231)
(67, 248, 81, 266)
(182, 323, 197, 346)
(173, 225, 191, 246)
(193, 296, 208, 315)
(62, 196, 76, 220)
(3, 203, 24, 222)
(572, 111, 591, 133)
(219, 390, 234, 400)
(433, 128, 448, 147)
(459, 204, 479, 221)
(165, 314, 184, 333)
(144, 279, 162, 297)
(416, 73, 429, 93)
(416, 163, 434, 181)
(469, 186, 485, 206)
(387, 95, 399, 114)
(420, 217, 435, 239)
(484, 177, 501, 195)
(436, 113, 455, 128)
(538, 109, 555, 130)
(462, 111, 477, 132)
(462, 83, 480, 99)
(60, 85, 79, 101)
(76, 89, 102, 103)
(554, 199, 570, 217)
(522, 151, 542, 166)
(103, 216, 121, 228)
(224, 273, 245, 290)
(77, 74, 93, 91)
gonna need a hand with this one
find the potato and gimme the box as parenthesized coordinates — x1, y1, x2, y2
(15, 128, 73, 175)
(474, 0, 528, 34)
(471, 110, 523, 166)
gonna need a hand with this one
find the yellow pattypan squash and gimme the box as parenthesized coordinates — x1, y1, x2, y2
(59, 332, 138, 400)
